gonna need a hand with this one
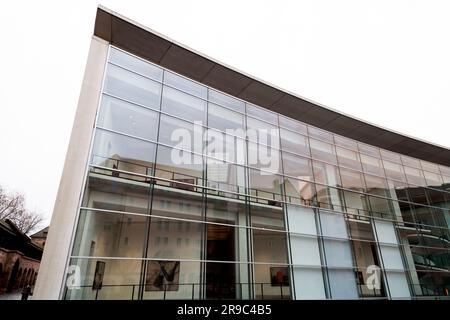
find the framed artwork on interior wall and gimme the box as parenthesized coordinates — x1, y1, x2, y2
(270, 267, 289, 286)
(92, 261, 106, 290)
(145, 260, 180, 291)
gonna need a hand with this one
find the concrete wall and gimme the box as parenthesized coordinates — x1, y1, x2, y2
(32, 36, 108, 299)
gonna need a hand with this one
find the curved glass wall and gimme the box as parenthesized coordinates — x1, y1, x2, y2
(64, 46, 450, 300)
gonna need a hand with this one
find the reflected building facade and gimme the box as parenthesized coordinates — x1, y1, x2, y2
(34, 7, 450, 300)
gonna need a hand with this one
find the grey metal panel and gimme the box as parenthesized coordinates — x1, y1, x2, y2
(93, 7, 450, 166)
(202, 64, 253, 97)
(159, 45, 215, 82)
(238, 81, 285, 107)
(111, 16, 172, 63)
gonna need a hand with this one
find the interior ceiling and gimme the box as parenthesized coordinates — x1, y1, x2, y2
(93, 7, 450, 167)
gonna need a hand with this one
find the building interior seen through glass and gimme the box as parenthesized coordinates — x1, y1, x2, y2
(64, 47, 450, 300)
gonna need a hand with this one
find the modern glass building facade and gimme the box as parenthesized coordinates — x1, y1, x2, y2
(35, 7, 450, 300)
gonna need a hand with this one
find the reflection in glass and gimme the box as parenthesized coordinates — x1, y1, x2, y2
(72, 210, 147, 258)
(161, 86, 206, 124)
(164, 71, 207, 99)
(280, 129, 310, 156)
(104, 64, 162, 109)
(309, 139, 337, 165)
(109, 47, 163, 81)
(91, 129, 156, 178)
(98, 95, 159, 141)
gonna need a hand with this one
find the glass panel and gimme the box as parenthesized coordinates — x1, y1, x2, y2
(374, 220, 398, 244)
(65, 258, 141, 300)
(368, 196, 394, 218)
(401, 155, 421, 168)
(308, 126, 333, 143)
(164, 71, 207, 99)
(98, 95, 159, 141)
(150, 187, 203, 221)
(358, 143, 380, 158)
(246, 104, 278, 124)
(248, 142, 281, 174)
(143, 260, 201, 300)
(421, 161, 440, 173)
(250, 203, 285, 230)
(81, 172, 151, 214)
(290, 235, 321, 266)
(340, 168, 365, 192)
(206, 159, 246, 196)
(158, 114, 203, 153)
(146, 218, 201, 260)
(248, 168, 283, 202)
(319, 211, 348, 239)
(279, 116, 307, 135)
(406, 187, 429, 206)
(161, 86, 206, 124)
(309, 138, 337, 165)
(386, 272, 410, 298)
(336, 146, 362, 170)
(104, 63, 162, 109)
(343, 190, 370, 216)
(109, 47, 163, 81)
(207, 103, 245, 134)
(323, 240, 354, 267)
(404, 166, 426, 186)
(284, 177, 315, 206)
(293, 267, 325, 299)
(360, 154, 385, 177)
(155, 145, 204, 190)
(253, 229, 288, 263)
(379, 245, 404, 270)
(327, 269, 359, 299)
(287, 205, 317, 235)
(439, 165, 450, 176)
(383, 160, 406, 182)
(72, 210, 147, 258)
(205, 131, 246, 164)
(91, 129, 156, 177)
(208, 89, 245, 112)
(380, 149, 401, 163)
(364, 174, 389, 197)
(246, 117, 279, 149)
(254, 264, 291, 299)
(279, 129, 310, 156)
(282, 152, 313, 181)
(315, 184, 344, 212)
(334, 135, 358, 150)
(312, 161, 341, 187)
(423, 170, 443, 188)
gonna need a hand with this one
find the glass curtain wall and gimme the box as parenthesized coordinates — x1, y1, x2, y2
(64, 46, 450, 300)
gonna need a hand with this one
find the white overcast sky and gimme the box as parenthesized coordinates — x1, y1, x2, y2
(1, 0, 449, 226)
